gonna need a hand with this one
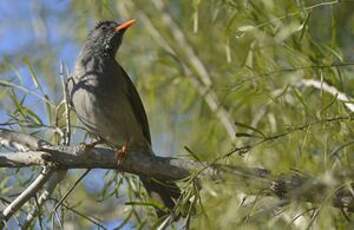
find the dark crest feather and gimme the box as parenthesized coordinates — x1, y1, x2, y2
(94, 20, 114, 29)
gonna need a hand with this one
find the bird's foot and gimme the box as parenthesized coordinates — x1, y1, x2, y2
(116, 143, 128, 171)
(80, 139, 103, 154)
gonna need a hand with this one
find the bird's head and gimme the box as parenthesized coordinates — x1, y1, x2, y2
(85, 19, 135, 56)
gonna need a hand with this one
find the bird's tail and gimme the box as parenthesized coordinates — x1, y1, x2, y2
(137, 143, 184, 217)
(139, 175, 181, 217)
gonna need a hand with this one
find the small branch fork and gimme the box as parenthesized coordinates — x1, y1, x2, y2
(1, 167, 54, 226)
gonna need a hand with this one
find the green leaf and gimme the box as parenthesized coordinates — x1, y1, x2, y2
(9, 92, 43, 126)
(23, 57, 42, 91)
(292, 86, 309, 114)
(235, 121, 266, 138)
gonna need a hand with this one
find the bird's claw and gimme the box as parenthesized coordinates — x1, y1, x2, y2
(80, 139, 103, 153)
(116, 144, 128, 170)
(116, 144, 127, 165)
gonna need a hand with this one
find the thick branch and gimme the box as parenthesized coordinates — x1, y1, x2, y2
(0, 144, 353, 213)
(0, 145, 193, 180)
(0, 128, 50, 151)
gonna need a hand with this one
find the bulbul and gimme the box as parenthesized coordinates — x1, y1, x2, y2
(69, 19, 181, 217)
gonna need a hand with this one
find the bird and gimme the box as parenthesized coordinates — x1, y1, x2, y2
(68, 19, 181, 217)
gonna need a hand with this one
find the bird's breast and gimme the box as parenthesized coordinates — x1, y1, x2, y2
(71, 71, 145, 147)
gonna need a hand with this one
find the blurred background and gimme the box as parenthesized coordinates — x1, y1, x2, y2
(0, 0, 353, 229)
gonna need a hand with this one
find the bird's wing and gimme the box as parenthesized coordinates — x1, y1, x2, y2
(119, 65, 152, 144)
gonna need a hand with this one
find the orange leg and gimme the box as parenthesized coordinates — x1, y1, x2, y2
(116, 141, 129, 167)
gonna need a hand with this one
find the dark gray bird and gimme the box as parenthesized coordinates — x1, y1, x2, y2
(69, 19, 181, 217)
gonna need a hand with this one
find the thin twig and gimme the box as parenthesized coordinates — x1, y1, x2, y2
(52, 169, 91, 214)
(0, 80, 56, 107)
(34, 194, 44, 230)
(49, 198, 107, 230)
(60, 61, 71, 146)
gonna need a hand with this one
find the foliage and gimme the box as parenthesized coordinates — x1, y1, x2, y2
(0, 0, 353, 229)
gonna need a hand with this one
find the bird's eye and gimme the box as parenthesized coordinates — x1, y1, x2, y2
(101, 26, 107, 31)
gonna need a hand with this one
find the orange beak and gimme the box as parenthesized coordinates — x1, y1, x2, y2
(115, 19, 136, 32)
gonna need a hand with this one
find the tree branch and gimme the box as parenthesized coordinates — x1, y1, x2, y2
(299, 79, 354, 112)
(0, 145, 193, 180)
(0, 167, 54, 226)
(0, 128, 50, 151)
(0, 128, 67, 228)
(0, 142, 353, 213)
